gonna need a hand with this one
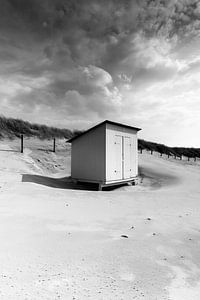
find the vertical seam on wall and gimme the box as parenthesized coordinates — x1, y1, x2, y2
(104, 123, 106, 184)
(136, 135, 138, 176)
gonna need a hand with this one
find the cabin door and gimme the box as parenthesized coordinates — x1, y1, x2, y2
(114, 135, 132, 180)
(123, 137, 131, 179)
(114, 135, 123, 180)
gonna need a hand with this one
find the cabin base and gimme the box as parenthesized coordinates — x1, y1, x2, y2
(73, 177, 138, 191)
(98, 178, 138, 191)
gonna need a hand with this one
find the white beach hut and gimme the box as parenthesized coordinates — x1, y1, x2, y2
(68, 120, 141, 190)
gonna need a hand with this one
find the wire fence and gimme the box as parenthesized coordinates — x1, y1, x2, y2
(138, 148, 200, 164)
(0, 135, 199, 165)
(19, 135, 58, 153)
(0, 135, 71, 154)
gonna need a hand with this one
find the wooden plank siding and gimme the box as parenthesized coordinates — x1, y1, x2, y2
(71, 123, 106, 182)
(105, 123, 138, 182)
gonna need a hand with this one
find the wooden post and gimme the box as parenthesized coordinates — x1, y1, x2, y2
(168, 154, 170, 158)
(188, 157, 190, 161)
(53, 138, 56, 152)
(160, 152, 162, 157)
(140, 148, 142, 154)
(151, 150, 153, 155)
(194, 157, 196, 162)
(20, 134, 23, 153)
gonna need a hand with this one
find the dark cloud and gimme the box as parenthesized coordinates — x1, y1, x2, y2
(1, 0, 200, 72)
(0, 0, 200, 143)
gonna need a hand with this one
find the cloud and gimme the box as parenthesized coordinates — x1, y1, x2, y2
(80, 65, 112, 86)
(3, 65, 122, 126)
(0, 0, 200, 145)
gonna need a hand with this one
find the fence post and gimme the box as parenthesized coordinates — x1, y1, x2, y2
(140, 148, 142, 154)
(168, 154, 170, 158)
(53, 138, 56, 152)
(194, 157, 196, 162)
(188, 157, 190, 161)
(20, 134, 23, 153)
(151, 150, 153, 155)
(160, 152, 162, 156)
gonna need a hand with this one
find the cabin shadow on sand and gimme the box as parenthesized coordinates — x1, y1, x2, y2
(21, 174, 123, 191)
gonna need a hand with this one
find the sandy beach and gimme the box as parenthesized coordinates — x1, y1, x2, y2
(0, 138, 200, 299)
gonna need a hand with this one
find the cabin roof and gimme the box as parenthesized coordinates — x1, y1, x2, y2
(67, 120, 141, 143)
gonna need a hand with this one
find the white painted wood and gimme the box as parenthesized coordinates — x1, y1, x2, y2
(131, 135, 138, 177)
(105, 123, 138, 182)
(114, 135, 123, 180)
(123, 136, 131, 179)
(71, 123, 105, 182)
(70, 121, 140, 185)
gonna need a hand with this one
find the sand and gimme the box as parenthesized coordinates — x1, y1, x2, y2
(0, 138, 200, 299)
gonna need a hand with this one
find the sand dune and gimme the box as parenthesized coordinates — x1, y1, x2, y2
(0, 140, 200, 299)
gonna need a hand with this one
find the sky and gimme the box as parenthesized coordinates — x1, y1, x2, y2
(0, 0, 200, 147)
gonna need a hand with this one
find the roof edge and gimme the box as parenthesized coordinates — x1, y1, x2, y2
(67, 120, 141, 143)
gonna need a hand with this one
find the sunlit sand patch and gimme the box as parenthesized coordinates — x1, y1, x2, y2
(156, 259, 200, 299)
(167, 265, 200, 300)
(47, 223, 104, 232)
(120, 273, 136, 282)
(46, 278, 68, 290)
(1, 140, 200, 299)
(156, 245, 176, 257)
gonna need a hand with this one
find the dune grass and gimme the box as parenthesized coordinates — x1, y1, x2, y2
(0, 116, 74, 140)
(0, 115, 199, 158)
(138, 139, 200, 159)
